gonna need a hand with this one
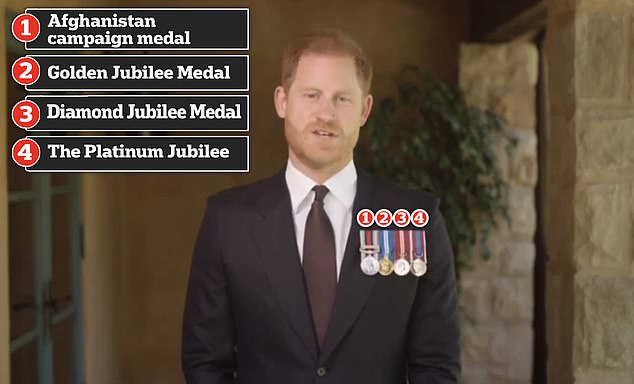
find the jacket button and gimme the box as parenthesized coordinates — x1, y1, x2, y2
(317, 367, 327, 376)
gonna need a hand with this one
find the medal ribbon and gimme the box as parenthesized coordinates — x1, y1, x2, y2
(408, 230, 414, 262)
(415, 230, 423, 260)
(371, 230, 381, 259)
(380, 230, 388, 259)
(360, 230, 366, 249)
(388, 230, 396, 262)
(396, 230, 406, 260)
(422, 230, 428, 263)
(360, 230, 379, 257)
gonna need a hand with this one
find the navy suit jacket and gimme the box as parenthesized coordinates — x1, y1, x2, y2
(182, 166, 460, 383)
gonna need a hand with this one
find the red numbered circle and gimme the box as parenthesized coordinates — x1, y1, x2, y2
(12, 138, 41, 167)
(356, 209, 375, 228)
(12, 14, 41, 42)
(374, 209, 393, 228)
(12, 100, 40, 129)
(12, 57, 40, 86)
(393, 209, 411, 227)
(411, 209, 430, 228)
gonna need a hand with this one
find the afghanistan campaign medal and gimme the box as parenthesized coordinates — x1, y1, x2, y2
(393, 230, 411, 276)
(360, 230, 380, 276)
(378, 230, 394, 276)
(411, 230, 428, 277)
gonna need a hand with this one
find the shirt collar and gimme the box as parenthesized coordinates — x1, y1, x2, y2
(285, 159, 357, 213)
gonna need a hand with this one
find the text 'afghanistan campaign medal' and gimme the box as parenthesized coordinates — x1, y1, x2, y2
(360, 230, 380, 276)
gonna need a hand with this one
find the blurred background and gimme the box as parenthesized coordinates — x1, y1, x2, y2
(1, 0, 633, 383)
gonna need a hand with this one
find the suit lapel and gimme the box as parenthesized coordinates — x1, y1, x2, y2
(250, 170, 319, 358)
(319, 169, 377, 363)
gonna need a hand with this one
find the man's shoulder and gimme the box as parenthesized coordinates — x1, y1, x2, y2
(364, 171, 440, 211)
(205, 170, 283, 210)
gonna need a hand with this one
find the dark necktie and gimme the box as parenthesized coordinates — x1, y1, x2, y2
(303, 185, 337, 347)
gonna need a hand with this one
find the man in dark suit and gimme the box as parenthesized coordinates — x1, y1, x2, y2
(182, 30, 460, 383)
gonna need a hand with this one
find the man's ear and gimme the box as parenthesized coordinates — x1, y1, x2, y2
(274, 86, 287, 118)
(360, 94, 373, 126)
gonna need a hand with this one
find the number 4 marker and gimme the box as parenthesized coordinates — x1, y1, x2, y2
(411, 209, 429, 228)
(12, 138, 41, 168)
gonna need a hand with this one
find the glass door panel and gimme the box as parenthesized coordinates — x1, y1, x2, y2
(52, 319, 74, 384)
(52, 194, 73, 315)
(9, 201, 36, 339)
(10, 340, 38, 384)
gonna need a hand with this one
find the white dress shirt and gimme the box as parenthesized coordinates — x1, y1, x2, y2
(285, 159, 357, 281)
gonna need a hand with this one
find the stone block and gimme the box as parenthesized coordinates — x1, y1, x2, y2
(574, 275, 634, 369)
(574, 184, 634, 270)
(577, 113, 634, 180)
(575, 370, 634, 384)
(503, 325, 534, 381)
(492, 88, 536, 131)
(462, 325, 495, 364)
(483, 324, 533, 381)
(461, 360, 491, 384)
(507, 43, 539, 88)
(507, 186, 537, 239)
(460, 278, 493, 321)
(492, 278, 534, 320)
(464, 234, 506, 276)
(460, 43, 538, 107)
(509, 131, 538, 188)
(576, 13, 627, 100)
(500, 241, 536, 276)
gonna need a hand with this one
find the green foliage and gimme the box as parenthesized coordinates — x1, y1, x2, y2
(356, 66, 516, 274)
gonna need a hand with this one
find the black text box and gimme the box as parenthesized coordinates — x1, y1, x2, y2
(27, 136, 249, 172)
(26, 8, 248, 50)
(26, 95, 249, 132)
(25, 55, 249, 91)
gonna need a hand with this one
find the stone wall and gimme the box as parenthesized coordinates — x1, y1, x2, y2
(546, 0, 634, 383)
(459, 43, 539, 384)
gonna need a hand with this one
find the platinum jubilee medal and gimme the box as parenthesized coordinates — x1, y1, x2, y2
(359, 230, 380, 276)
(411, 230, 428, 277)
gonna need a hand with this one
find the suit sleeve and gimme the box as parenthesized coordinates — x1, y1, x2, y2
(182, 197, 236, 383)
(407, 199, 461, 384)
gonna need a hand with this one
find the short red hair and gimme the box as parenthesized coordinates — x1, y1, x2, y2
(281, 30, 373, 94)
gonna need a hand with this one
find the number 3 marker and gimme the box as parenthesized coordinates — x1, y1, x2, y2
(393, 209, 411, 227)
(12, 100, 40, 129)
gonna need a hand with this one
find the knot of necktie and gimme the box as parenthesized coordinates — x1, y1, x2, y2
(312, 185, 329, 203)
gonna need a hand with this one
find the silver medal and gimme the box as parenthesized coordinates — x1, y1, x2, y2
(411, 258, 427, 276)
(360, 256, 380, 276)
(393, 258, 411, 276)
